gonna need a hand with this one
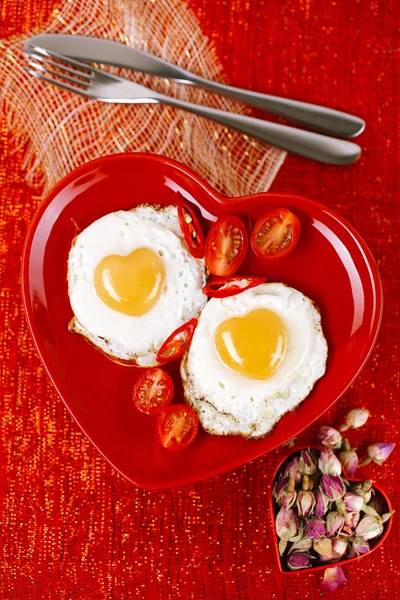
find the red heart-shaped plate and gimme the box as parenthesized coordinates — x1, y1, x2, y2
(22, 153, 382, 489)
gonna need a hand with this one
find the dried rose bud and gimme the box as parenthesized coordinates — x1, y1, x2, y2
(299, 449, 318, 475)
(332, 536, 348, 559)
(318, 426, 342, 449)
(273, 477, 288, 499)
(355, 515, 384, 540)
(340, 525, 354, 537)
(326, 511, 344, 537)
(343, 492, 364, 513)
(339, 408, 370, 432)
(360, 442, 396, 466)
(282, 455, 302, 484)
(319, 449, 342, 476)
(362, 503, 381, 518)
(352, 537, 370, 555)
(275, 506, 300, 540)
(351, 480, 373, 503)
(344, 511, 360, 529)
(320, 475, 345, 501)
(289, 535, 313, 553)
(296, 491, 315, 518)
(314, 536, 333, 559)
(276, 473, 297, 509)
(322, 566, 348, 593)
(340, 447, 359, 478)
(287, 552, 312, 570)
(305, 517, 326, 540)
(314, 489, 330, 518)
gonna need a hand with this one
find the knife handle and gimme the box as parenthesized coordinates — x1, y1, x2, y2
(187, 74, 365, 139)
(160, 96, 361, 165)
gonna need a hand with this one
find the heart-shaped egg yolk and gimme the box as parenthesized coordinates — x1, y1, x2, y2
(94, 248, 165, 316)
(214, 309, 287, 379)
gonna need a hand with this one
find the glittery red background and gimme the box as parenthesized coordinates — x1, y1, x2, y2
(1, 1, 399, 598)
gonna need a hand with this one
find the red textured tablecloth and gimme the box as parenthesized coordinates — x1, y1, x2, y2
(1, 1, 399, 598)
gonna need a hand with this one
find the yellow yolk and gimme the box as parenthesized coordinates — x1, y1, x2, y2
(214, 309, 287, 379)
(94, 248, 165, 316)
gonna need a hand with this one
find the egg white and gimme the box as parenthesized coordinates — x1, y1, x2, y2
(68, 204, 207, 366)
(181, 282, 328, 438)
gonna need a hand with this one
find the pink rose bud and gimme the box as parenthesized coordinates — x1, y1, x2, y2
(299, 449, 318, 475)
(276, 473, 297, 509)
(331, 536, 348, 559)
(326, 511, 344, 537)
(305, 517, 326, 540)
(314, 489, 330, 518)
(321, 566, 348, 593)
(343, 492, 364, 513)
(318, 449, 342, 476)
(283, 455, 302, 484)
(314, 536, 333, 559)
(273, 477, 288, 499)
(296, 490, 315, 517)
(351, 480, 373, 503)
(339, 408, 370, 432)
(340, 449, 359, 477)
(320, 475, 345, 501)
(340, 525, 354, 537)
(367, 442, 395, 465)
(344, 511, 360, 529)
(352, 537, 370, 555)
(275, 507, 300, 540)
(355, 515, 384, 540)
(287, 552, 312, 570)
(318, 426, 342, 449)
(289, 535, 313, 553)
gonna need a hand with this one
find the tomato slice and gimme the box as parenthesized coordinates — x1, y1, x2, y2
(205, 215, 248, 276)
(178, 202, 205, 259)
(157, 404, 199, 451)
(202, 276, 266, 298)
(133, 368, 174, 415)
(156, 319, 198, 364)
(251, 208, 300, 260)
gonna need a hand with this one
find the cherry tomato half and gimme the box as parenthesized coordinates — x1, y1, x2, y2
(157, 404, 199, 451)
(156, 319, 198, 364)
(133, 368, 174, 415)
(178, 202, 205, 259)
(250, 208, 300, 260)
(205, 215, 248, 276)
(202, 276, 266, 298)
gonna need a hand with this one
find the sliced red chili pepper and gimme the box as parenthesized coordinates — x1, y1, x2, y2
(202, 276, 266, 298)
(178, 202, 205, 259)
(156, 318, 198, 364)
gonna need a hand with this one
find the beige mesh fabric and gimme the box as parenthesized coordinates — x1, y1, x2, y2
(0, 0, 286, 198)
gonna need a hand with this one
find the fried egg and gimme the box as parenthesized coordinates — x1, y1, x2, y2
(181, 282, 328, 438)
(68, 204, 207, 366)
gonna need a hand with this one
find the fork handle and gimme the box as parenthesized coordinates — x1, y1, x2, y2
(161, 97, 361, 165)
(187, 74, 365, 139)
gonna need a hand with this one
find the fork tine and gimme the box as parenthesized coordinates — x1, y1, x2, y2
(27, 45, 97, 75)
(26, 58, 92, 89)
(27, 52, 93, 81)
(23, 67, 91, 97)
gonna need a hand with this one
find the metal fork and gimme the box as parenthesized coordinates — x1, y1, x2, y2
(24, 46, 361, 165)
